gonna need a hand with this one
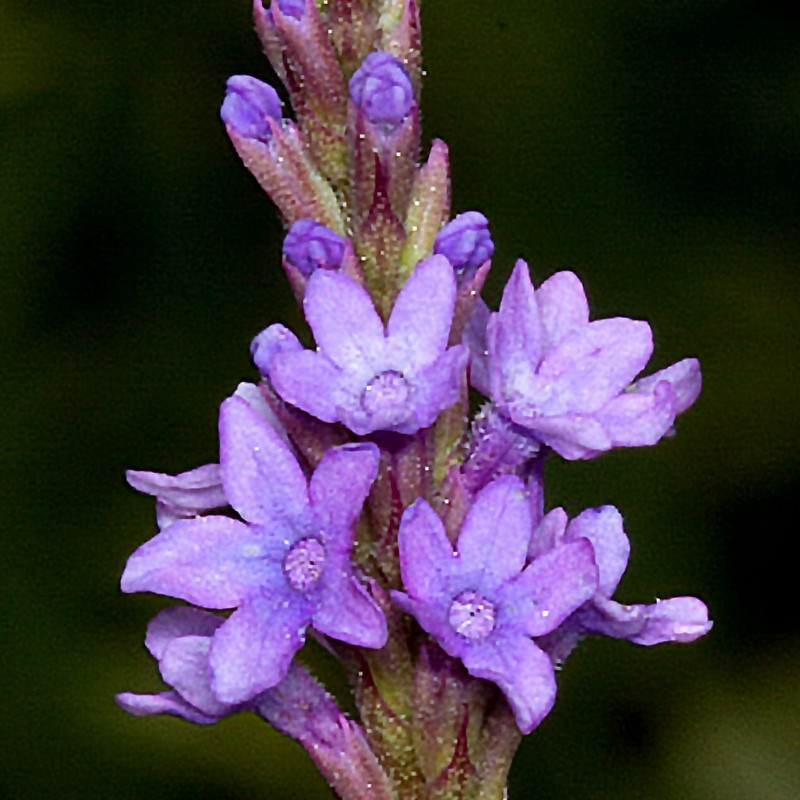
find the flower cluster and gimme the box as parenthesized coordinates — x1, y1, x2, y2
(119, 2, 711, 797)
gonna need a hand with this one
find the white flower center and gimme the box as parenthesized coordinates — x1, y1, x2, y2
(360, 370, 411, 425)
(284, 537, 326, 592)
(449, 590, 497, 640)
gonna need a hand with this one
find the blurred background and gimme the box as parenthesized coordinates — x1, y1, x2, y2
(2, 0, 798, 797)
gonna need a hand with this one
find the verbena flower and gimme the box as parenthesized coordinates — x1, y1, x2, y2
(257, 255, 468, 435)
(392, 475, 598, 733)
(468, 261, 702, 459)
(117, 606, 235, 724)
(530, 505, 713, 662)
(283, 218, 346, 276)
(121, 393, 386, 704)
(434, 211, 494, 275)
(349, 51, 414, 130)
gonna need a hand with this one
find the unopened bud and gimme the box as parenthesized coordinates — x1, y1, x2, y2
(349, 51, 413, 130)
(220, 75, 283, 144)
(283, 218, 346, 276)
(273, 0, 305, 19)
(434, 211, 494, 273)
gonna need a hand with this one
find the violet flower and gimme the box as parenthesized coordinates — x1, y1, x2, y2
(349, 51, 414, 130)
(434, 211, 494, 275)
(258, 255, 468, 435)
(121, 393, 386, 704)
(392, 475, 598, 733)
(283, 218, 346, 276)
(530, 505, 713, 663)
(117, 606, 234, 724)
(220, 75, 283, 144)
(118, 605, 393, 797)
(468, 261, 702, 460)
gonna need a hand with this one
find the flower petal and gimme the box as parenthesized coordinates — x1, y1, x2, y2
(462, 636, 556, 734)
(566, 506, 629, 596)
(232, 381, 289, 443)
(145, 606, 224, 660)
(304, 270, 384, 369)
(538, 318, 653, 413)
(464, 297, 492, 396)
(508, 407, 611, 460)
(210, 590, 313, 704)
(250, 323, 303, 377)
(309, 443, 379, 547)
(528, 507, 569, 559)
(594, 381, 677, 447)
(219, 394, 309, 524)
(457, 475, 532, 583)
(270, 349, 345, 423)
(115, 691, 219, 724)
(314, 566, 387, 648)
(410, 345, 468, 431)
(127, 464, 227, 530)
(492, 261, 543, 399)
(634, 357, 702, 414)
(509, 539, 598, 637)
(398, 498, 457, 599)
(629, 596, 712, 646)
(159, 635, 231, 717)
(121, 516, 277, 608)
(535, 270, 589, 349)
(387, 255, 456, 369)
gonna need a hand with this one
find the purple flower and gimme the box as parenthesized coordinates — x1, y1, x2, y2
(260, 255, 468, 435)
(469, 261, 702, 460)
(283, 218, 347, 276)
(119, 607, 393, 795)
(392, 475, 598, 732)
(121, 393, 386, 704)
(220, 75, 283, 144)
(117, 606, 233, 724)
(117, 605, 355, 743)
(530, 506, 712, 663)
(434, 211, 494, 274)
(349, 52, 414, 129)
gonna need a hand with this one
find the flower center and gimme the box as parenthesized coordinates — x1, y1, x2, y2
(360, 370, 411, 425)
(284, 537, 326, 592)
(448, 590, 497, 640)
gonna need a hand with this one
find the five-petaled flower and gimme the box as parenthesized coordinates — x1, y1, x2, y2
(392, 475, 599, 733)
(530, 505, 713, 663)
(468, 261, 702, 459)
(254, 255, 468, 435)
(121, 393, 387, 704)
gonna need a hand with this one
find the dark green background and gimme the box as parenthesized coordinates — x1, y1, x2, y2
(2, 0, 798, 797)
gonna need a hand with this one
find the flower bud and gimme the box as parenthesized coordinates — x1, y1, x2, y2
(283, 218, 346, 276)
(349, 51, 413, 130)
(255, 0, 349, 186)
(273, 0, 305, 19)
(434, 211, 494, 274)
(220, 75, 283, 144)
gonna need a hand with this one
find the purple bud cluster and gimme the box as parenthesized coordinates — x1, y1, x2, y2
(349, 51, 414, 129)
(119, 2, 711, 797)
